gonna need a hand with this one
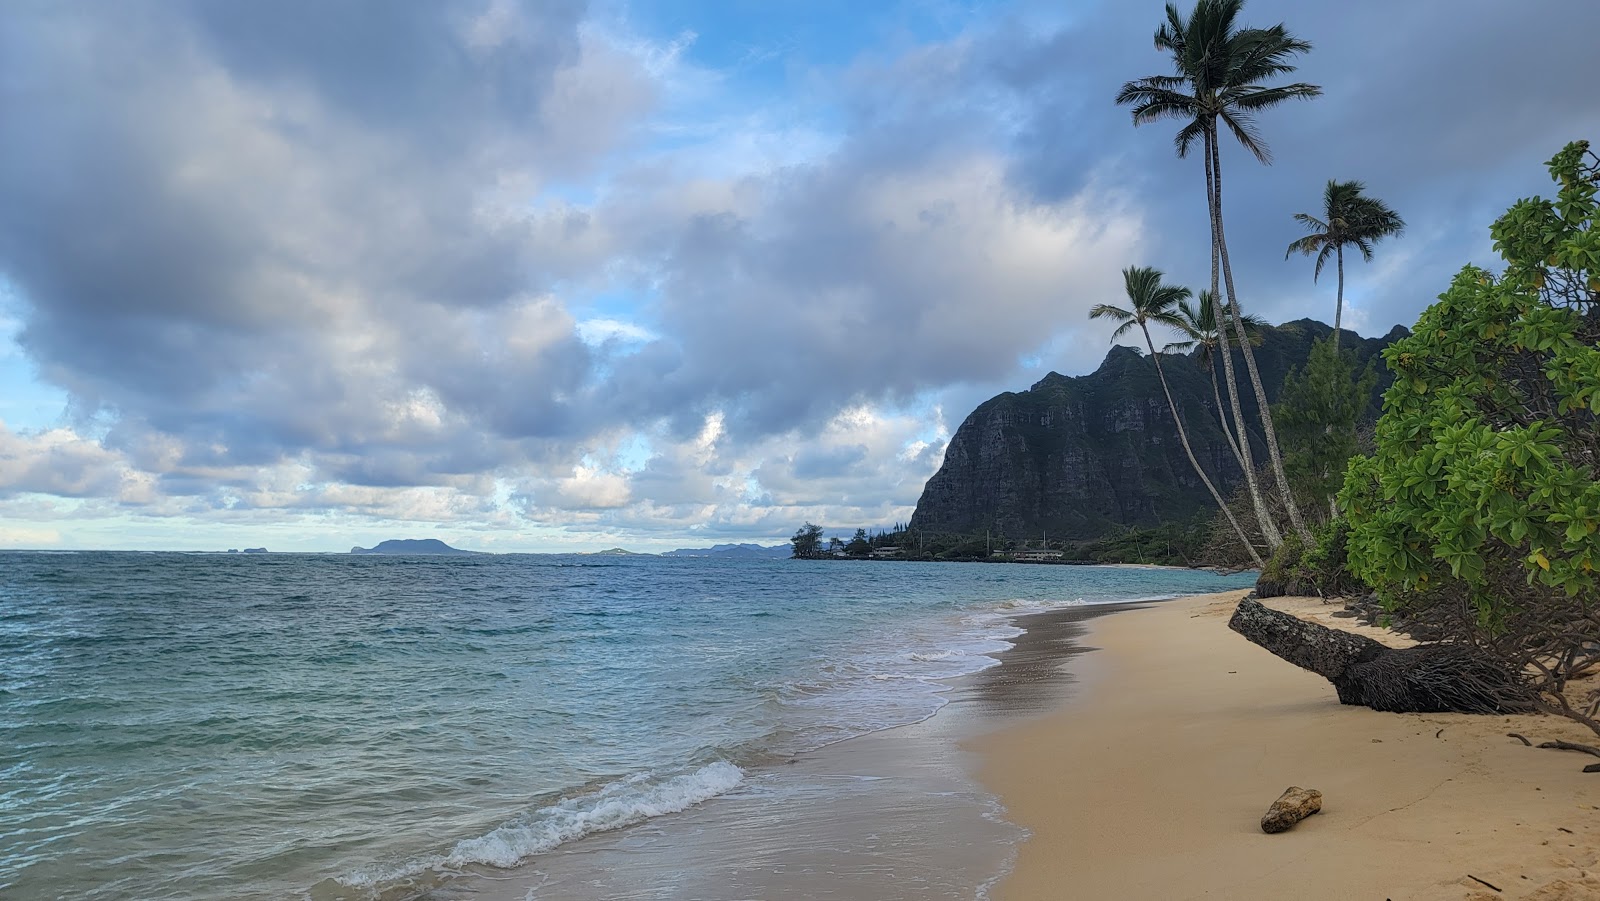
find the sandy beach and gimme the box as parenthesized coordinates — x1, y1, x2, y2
(973, 591, 1600, 900)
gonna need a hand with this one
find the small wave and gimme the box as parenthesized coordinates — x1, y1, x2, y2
(907, 649, 961, 662)
(992, 597, 1087, 611)
(339, 762, 744, 888)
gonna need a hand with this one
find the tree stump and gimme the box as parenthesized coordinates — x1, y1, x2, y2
(1261, 786, 1322, 833)
(1228, 595, 1532, 714)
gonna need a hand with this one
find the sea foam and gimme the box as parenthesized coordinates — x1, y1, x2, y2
(448, 762, 745, 867)
(339, 762, 744, 888)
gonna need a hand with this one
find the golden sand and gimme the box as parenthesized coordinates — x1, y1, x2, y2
(971, 591, 1600, 900)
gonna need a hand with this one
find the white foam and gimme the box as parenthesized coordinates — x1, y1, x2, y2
(339, 762, 744, 887)
(449, 762, 743, 867)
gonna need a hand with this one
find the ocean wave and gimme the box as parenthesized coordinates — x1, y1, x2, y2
(992, 597, 1087, 611)
(907, 649, 961, 662)
(338, 762, 744, 888)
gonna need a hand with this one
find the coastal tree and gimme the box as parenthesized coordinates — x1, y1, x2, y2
(1116, 0, 1321, 547)
(1091, 266, 1263, 567)
(1274, 337, 1376, 519)
(1286, 180, 1406, 354)
(790, 522, 825, 559)
(1341, 141, 1600, 736)
(845, 528, 872, 557)
(1228, 596, 1532, 715)
(1166, 289, 1265, 473)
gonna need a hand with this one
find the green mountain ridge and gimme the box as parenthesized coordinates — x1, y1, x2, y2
(909, 319, 1404, 543)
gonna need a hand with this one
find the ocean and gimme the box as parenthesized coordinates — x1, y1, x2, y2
(0, 552, 1254, 900)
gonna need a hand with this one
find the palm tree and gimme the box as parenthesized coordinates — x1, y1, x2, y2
(1165, 290, 1264, 473)
(1090, 267, 1263, 567)
(1115, 0, 1320, 547)
(1286, 180, 1405, 354)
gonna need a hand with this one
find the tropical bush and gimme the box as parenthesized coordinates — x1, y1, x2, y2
(1255, 518, 1364, 598)
(1341, 141, 1600, 733)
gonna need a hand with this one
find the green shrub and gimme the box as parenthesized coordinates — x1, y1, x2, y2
(1256, 519, 1365, 598)
(1341, 141, 1600, 734)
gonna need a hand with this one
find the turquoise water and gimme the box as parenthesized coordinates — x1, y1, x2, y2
(0, 552, 1253, 899)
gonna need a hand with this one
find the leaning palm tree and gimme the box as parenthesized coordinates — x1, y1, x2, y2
(1115, 0, 1320, 548)
(1165, 290, 1264, 474)
(1286, 180, 1405, 354)
(1090, 267, 1263, 567)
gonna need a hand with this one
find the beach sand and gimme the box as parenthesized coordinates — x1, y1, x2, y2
(972, 591, 1600, 900)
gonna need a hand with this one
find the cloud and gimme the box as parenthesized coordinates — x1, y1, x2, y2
(0, 422, 151, 502)
(0, 0, 1595, 548)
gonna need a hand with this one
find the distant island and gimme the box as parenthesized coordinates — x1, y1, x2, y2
(662, 543, 790, 559)
(349, 539, 476, 555)
(225, 548, 268, 554)
(584, 547, 650, 556)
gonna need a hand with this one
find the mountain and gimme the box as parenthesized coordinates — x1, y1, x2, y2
(909, 320, 1405, 543)
(585, 548, 651, 556)
(661, 543, 791, 559)
(349, 538, 476, 555)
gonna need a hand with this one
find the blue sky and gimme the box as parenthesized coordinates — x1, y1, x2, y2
(0, 0, 1596, 551)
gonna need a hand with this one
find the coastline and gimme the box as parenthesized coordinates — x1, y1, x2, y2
(455, 593, 1234, 901)
(971, 591, 1600, 900)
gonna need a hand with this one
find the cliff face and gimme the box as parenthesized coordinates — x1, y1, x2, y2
(909, 320, 1404, 542)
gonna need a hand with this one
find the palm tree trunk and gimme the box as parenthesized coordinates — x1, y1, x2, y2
(1333, 244, 1345, 355)
(1204, 126, 1282, 550)
(1209, 131, 1311, 544)
(1210, 362, 1246, 472)
(1329, 244, 1346, 520)
(1141, 324, 1263, 568)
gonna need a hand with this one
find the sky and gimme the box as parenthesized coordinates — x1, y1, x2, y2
(0, 0, 1597, 552)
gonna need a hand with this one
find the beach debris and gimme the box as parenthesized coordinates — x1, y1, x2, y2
(1537, 740, 1600, 759)
(1227, 595, 1533, 714)
(1529, 740, 1600, 772)
(1466, 874, 1503, 892)
(1506, 735, 1600, 771)
(1260, 786, 1322, 834)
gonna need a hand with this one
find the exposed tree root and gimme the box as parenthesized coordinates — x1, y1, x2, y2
(1228, 596, 1533, 714)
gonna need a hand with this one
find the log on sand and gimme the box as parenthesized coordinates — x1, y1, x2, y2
(1227, 596, 1532, 715)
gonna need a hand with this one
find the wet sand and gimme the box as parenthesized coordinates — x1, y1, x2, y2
(455, 602, 1149, 900)
(463, 707, 1021, 900)
(973, 591, 1600, 900)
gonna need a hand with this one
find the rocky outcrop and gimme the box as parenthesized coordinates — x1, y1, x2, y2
(350, 538, 474, 555)
(909, 320, 1403, 542)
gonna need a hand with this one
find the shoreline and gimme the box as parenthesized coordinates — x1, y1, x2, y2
(455, 591, 1240, 901)
(970, 591, 1600, 900)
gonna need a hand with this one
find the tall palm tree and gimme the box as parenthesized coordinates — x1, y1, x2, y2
(1090, 267, 1263, 567)
(1116, 0, 1320, 548)
(1165, 290, 1264, 474)
(1286, 180, 1405, 354)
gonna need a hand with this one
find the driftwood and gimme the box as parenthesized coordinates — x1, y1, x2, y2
(1228, 596, 1533, 714)
(1260, 786, 1322, 834)
(1537, 740, 1600, 759)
